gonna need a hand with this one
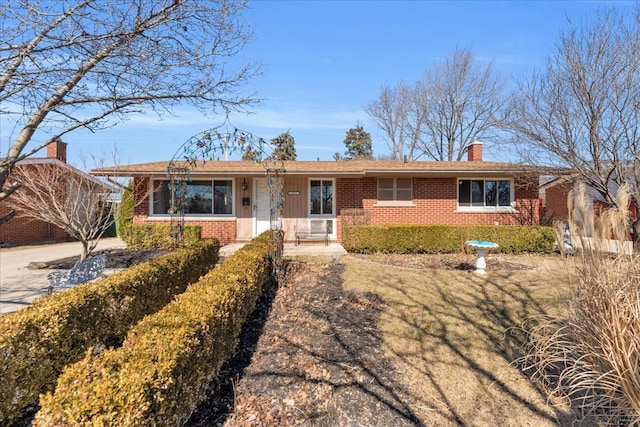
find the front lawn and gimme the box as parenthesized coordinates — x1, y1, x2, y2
(187, 252, 579, 426)
(342, 253, 576, 426)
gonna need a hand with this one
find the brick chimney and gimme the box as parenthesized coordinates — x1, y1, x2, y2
(467, 140, 482, 162)
(47, 139, 67, 163)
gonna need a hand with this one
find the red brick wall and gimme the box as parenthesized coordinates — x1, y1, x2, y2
(0, 163, 69, 246)
(336, 176, 540, 241)
(544, 181, 572, 221)
(0, 205, 68, 245)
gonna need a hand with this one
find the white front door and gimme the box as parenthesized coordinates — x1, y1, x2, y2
(254, 178, 270, 236)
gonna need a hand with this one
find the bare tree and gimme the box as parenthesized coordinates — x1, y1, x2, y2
(412, 47, 507, 161)
(0, 0, 259, 224)
(364, 83, 417, 160)
(366, 48, 506, 161)
(505, 8, 640, 209)
(5, 160, 123, 259)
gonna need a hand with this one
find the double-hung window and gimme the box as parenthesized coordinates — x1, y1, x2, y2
(152, 179, 233, 216)
(458, 179, 512, 209)
(378, 178, 412, 201)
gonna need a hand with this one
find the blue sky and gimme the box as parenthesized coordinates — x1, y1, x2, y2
(14, 0, 633, 167)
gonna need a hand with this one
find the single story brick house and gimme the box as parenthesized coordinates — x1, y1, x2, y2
(1, 140, 118, 246)
(0, 141, 70, 245)
(92, 142, 542, 245)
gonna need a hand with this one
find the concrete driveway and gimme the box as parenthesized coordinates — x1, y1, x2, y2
(0, 238, 127, 315)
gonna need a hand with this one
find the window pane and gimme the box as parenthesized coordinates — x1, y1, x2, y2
(396, 178, 412, 201)
(153, 181, 171, 214)
(498, 181, 511, 206)
(396, 178, 412, 190)
(213, 180, 232, 215)
(458, 180, 470, 206)
(485, 181, 497, 206)
(378, 189, 394, 201)
(186, 181, 213, 214)
(378, 178, 394, 189)
(322, 180, 333, 215)
(378, 178, 393, 201)
(396, 189, 412, 201)
(471, 180, 484, 206)
(310, 180, 321, 214)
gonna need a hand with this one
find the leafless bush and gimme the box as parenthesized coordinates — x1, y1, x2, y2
(341, 208, 371, 227)
(520, 184, 640, 424)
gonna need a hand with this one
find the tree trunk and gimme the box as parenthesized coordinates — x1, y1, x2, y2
(80, 240, 89, 261)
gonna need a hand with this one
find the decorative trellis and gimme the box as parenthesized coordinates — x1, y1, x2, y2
(167, 119, 286, 281)
(265, 161, 286, 281)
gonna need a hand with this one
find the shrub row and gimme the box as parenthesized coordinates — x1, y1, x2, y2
(123, 224, 202, 249)
(342, 224, 555, 254)
(35, 233, 274, 426)
(0, 240, 219, 425)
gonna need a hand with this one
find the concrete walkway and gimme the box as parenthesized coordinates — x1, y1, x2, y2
(0, 238, 127, 315)
(220, 242, 348, 258)
(0, 239, 346, 316)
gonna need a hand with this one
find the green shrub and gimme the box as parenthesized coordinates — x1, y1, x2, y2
(342, 224, 555, 254)
(0, 240, 219, 425)
(117, 180, 134, 240)
(123, 224, 201, 249)
(35, 234, 274, 426)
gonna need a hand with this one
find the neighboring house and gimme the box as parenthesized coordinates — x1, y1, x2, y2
(0, 140, 112, 246)
(92, 142, 542, 245)
(542, 176, 639, 224)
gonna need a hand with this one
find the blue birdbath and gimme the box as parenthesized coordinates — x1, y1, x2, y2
(465, 240, 499, 274)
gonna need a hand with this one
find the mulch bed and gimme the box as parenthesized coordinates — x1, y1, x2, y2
(186, 259, 419, 427)
(347, 252, 537, 271)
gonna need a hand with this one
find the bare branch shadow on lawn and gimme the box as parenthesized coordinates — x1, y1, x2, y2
(188, 259, 423, 426)
(373, 268, 576, 426)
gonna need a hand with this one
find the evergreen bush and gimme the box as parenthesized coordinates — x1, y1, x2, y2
(342, 224, 555, 254)
(0, 240, 219, 425)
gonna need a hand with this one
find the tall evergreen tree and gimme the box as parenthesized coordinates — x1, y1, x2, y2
(242, 146, 260, 161)
(270, 132, 297, 160)
(344, 125, 373, 160)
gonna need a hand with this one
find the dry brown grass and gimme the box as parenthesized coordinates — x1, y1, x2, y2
(522, 184, 640, 425)
(341, 252, 576, 426)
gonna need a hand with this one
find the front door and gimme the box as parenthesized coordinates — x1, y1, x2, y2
(254, 178, 270, 236)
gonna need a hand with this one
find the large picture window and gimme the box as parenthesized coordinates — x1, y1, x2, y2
(378, 178, 412, 201)
(458, 179, 511, 208)
(152, 179, 233, 216)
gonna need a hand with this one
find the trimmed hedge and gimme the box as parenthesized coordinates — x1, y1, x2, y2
(123, 224, 201, 250)
(342, 224, 555, 254)
(0, 240, 219, 425)
(35, 234, 274, 426)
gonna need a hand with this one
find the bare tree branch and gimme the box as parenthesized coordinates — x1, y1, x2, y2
(366, 48, 506, 161)
(503, 7, 640, 248)
(0, 0, 260, 206)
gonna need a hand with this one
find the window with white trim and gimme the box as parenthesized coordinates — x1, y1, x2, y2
(309, 179, 334, 234)
(310, 179, 334, 215)
(458, 179, 512, 208)
(378, 178, 412, 201)
(152, 179, 233, 215)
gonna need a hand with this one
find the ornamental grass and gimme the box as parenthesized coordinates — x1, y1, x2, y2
(521, 184, 640, 424)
